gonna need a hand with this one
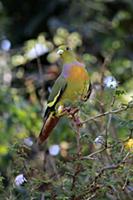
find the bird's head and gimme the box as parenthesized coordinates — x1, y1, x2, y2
(57, 45, 76, 63)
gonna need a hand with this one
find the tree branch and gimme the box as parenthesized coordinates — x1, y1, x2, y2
(81, 104, 130, 124)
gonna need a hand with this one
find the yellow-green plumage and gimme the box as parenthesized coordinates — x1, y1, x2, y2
(38, 46, 91, 144)
(59, 64, 89, 103)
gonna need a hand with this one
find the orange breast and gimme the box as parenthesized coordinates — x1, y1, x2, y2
(58, 65, 89, 105)
(68, 65, 89, 81)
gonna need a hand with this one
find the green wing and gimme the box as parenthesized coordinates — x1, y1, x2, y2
(44, 75, 67, 118)
(82, 82, 92, 101)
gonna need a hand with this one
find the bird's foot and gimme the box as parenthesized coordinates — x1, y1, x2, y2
(63, 107, 79, 116)
(65, 107, 82, 127)
(56, 106, 72, 117)
(71, 115, 82, 127)
(58, 106, 82, 127)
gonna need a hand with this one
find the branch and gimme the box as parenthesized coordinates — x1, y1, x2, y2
(81, 104, 130, 125)
(78, 152, 131, 200)
(82, 148, 106, 160)
(92, 152, 130, 185)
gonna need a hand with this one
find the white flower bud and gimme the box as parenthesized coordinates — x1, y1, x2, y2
(94, 136, 105, 150)
(49, 144, 60, 156)
(103, 76, 118, 89)
(24, 137, 33, 147)
(15, 174, 27, 187)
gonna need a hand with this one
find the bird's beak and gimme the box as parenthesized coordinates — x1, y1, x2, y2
(57, 49, 64, 55)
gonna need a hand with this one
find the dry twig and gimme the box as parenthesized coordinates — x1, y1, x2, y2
(81, 104, 129, 124)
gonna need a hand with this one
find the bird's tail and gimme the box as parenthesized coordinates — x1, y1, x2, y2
(37, 114, 60, 145)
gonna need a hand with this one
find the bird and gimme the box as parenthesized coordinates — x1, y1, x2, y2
(37, 45, 91, 144)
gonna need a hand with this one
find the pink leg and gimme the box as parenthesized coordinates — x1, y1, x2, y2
(63, 107, 82, 127)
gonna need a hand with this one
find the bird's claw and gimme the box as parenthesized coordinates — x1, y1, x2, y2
(63, 107, 82, 127)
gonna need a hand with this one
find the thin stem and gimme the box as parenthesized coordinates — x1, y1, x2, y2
(76, 126, 82, 157)
(82, 148, 106, 160)
(81, 105, 129, 124)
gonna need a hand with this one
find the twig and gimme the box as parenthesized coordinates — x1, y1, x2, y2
(93, 152, 130, 185)
(122, 175, 129, 190)
(71, 164, 81, 190)
(81, 105, 129, 124)
(78, 152, 131, 200)
(82, 148, 106, 160)
(99, 55, 112, 113)
(34, 41, 43, 79)
(104, 94, 115, 147)
(105, 113, 112, 147)
(49, 156, 60, 180)
(70, 118, 82, 200)
(41, 193, 45, 200)
(86, 193, 97, 200)
(76, 126, 82, 157)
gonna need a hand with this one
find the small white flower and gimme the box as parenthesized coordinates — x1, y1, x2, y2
(103, 76, 118, 89)
(24, 137, 33, 147)
(3, 72, 12, 84)
(49, 144, 60, 156)
(1, 39, 11, 51)
(26, 43, 48, 59)
(15, 174, 27, 187)
(94, 136, 105, 150)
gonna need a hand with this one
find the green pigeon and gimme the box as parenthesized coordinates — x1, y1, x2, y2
(38, 45, 91, 144)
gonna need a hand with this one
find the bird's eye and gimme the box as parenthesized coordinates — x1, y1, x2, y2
(66, 47, 70, 51)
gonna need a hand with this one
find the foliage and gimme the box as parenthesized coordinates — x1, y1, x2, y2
(0, 0, 133, 199)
